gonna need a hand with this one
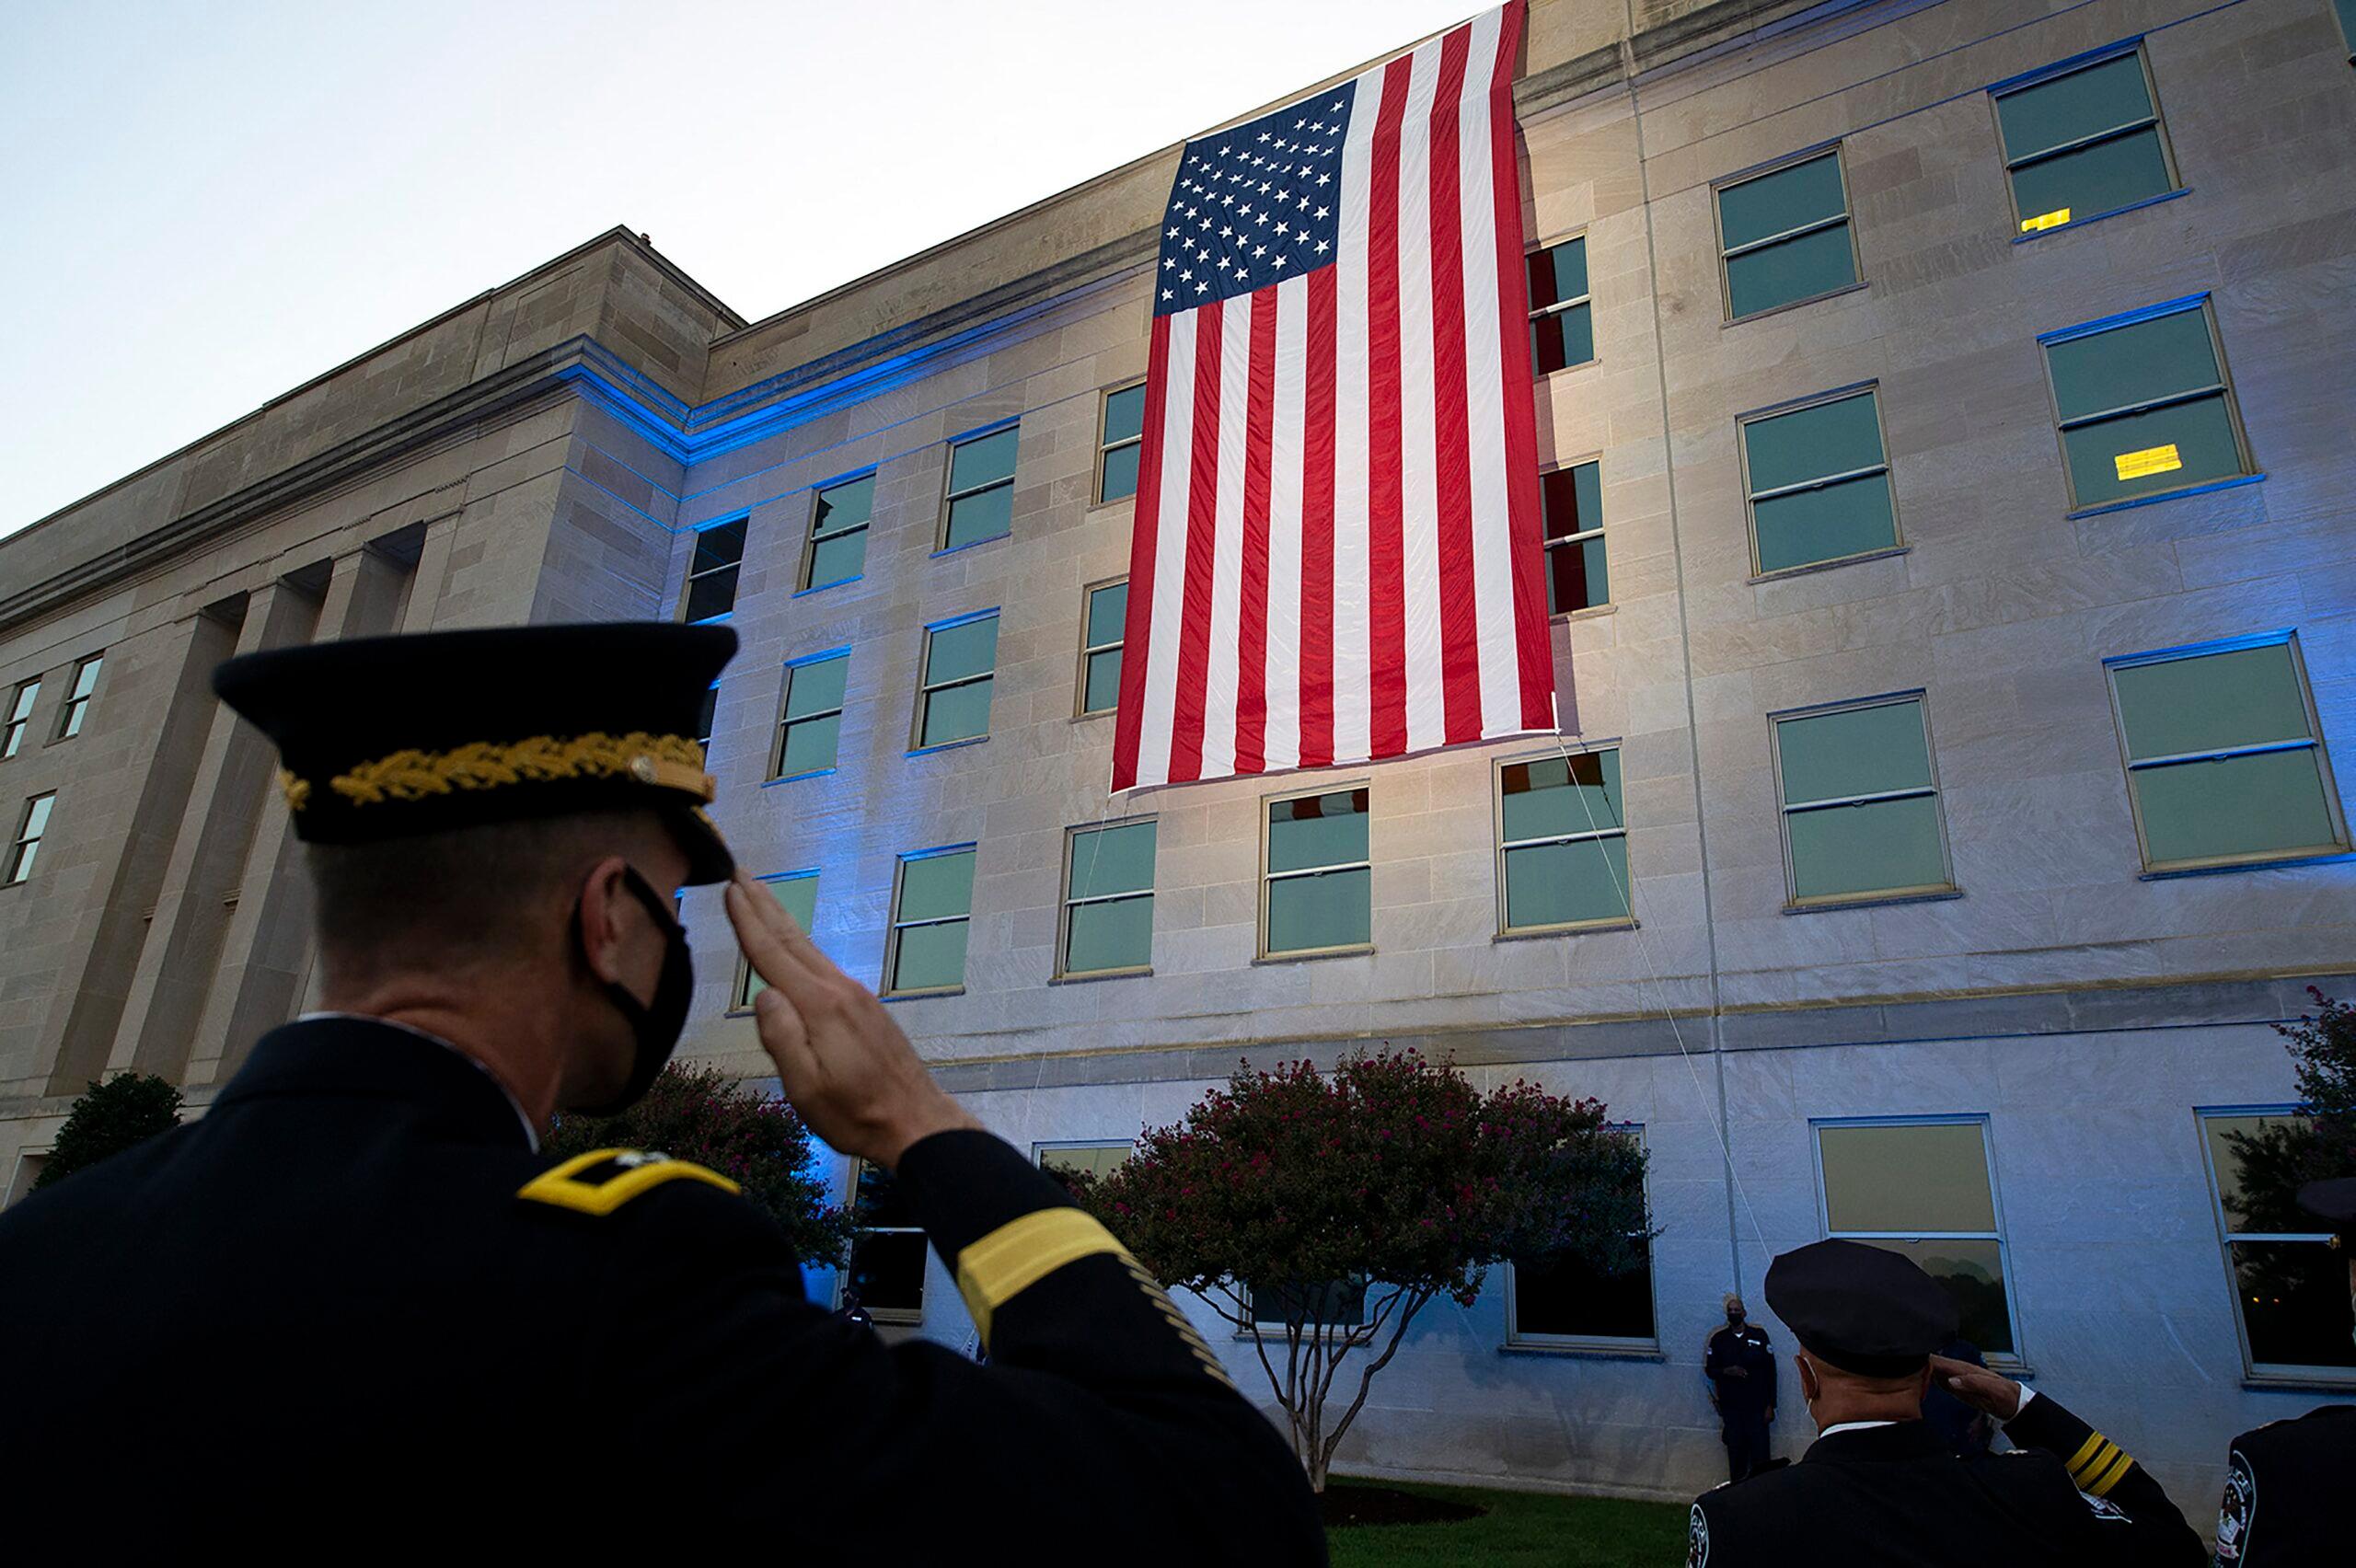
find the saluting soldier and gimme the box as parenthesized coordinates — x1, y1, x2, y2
(1703, 1292, 1778, 1481)
(0, 624, 1324, 1561)
(1688, 1239, 2203, 1567)
(2211, 1177, 2356, 1565)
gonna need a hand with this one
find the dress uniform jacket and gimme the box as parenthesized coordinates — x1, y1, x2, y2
(2212, 1403, 2356, 1564)
(0, 1017, 1325, 1560)
(1704, 1320, 1777, 1479)
(1688, 1393, 2204, 1566)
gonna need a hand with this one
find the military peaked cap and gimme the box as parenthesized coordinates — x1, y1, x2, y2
(1765, 1238, 1959, 1378)
(213, 622, 736, 883)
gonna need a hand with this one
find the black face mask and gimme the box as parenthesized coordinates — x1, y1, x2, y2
(1727, 1309, 1746, 1326)
(574, 866, 693, 1116)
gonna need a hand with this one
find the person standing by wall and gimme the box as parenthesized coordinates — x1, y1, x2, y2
(1705, 1292, 1778, 1482)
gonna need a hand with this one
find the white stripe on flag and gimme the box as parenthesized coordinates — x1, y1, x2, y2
(1457, 5, 1520, 732)
(1198, 288, 1253, 780)
(1265, 273, 1309, 772)
(1330, 60, 1381, 767)
(1394, 38, 1446, 756)
(1135, 308, 1197, 789)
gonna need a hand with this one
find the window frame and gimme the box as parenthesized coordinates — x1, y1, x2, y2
(1988, 42, 2183, 238)
(731, 870, 820, 1011)
(1257, 780, 1375, 962)
(53, 654, 102, 743)
(1034, 1139, 1138, 1193)
(770, 648, 852, 782)
(1075, 576, 1129, 718)
(1769, 692, 1957, 910)
(845, 1157, 928, 1324)
(2, 678, 39, 760)
(1092, 382, 1147, 507)
(1056, 814, 1158, 981)
(883, 843, 976, 998)
(935, 420, 1021, 555)
(1526, 230, 1597, 374)
(2338, 0, 2356, 65)
(2036, 294, 2258, 515)
(8, 792, 56, 886)
(1712, 144, 1864, 325)
(676, 518, 748, 625)
(1492, 743, 1634, 938)
(1506, 1122, 1658, 1352)
(1737, 383, 1902, 579)
(4, 1148, 52, 1208)
(2101, 631, 2350, 875)
(1811, 1113, 2026, 1370)
(2196, 1103, 2356, 1387)
(909, 609, 1001, 755)
(1540, 455, 1609, 616)
(796, 468, 877, 595)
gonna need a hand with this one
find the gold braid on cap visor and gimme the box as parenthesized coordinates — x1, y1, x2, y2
(275, 732, 714, 813)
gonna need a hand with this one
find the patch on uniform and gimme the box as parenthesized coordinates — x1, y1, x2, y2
(1687, 1503, 1709, 1567)
(2077, 1490, 2129, 1523)
(2213, 1448, 2256, 1562)
(516, 1147, 738, 1216)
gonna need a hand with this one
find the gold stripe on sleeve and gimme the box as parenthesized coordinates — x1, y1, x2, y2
(954, 1207, 1128, 1343)
(2063, 1432, 2108, 1481)
(2085, 1446, 2138, 1498)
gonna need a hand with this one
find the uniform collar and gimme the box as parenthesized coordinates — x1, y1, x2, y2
(216, 1015, 540, 1151)
(1803, 1419, 1947, 1464)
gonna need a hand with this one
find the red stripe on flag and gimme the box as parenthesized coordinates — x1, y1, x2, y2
(1235, 286, 1279, 775)
(1299, 265, 1339, 768)
(1486, 6, 1551, 729)
(1364, 55, 1415, 760)
(1111, 314, 1172, 792)
(1427, 25, 1482, 745)
(1165, 301, 1225, 784)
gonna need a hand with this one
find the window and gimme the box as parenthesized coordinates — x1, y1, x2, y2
(1527, 235, 1594, 372)
(774, 651, 849, 779)
(1098, 386, 1146, 503)
(1036, 1141, 1134, 1195)
(5, 1150, 50, 1208)
(2340, 0, 2356, 63)
(1510, 1124, 1656, 1348)
(2, 680, 37, 759)
(1250, 1280, 1368, 1328)
(1773, 696, 1952, 906)
(680, 519, 746, 623)
(1077, 579, 1128, 716)
(802, 473, 873, 592)
(941, 424, 1019, 551)
(1739, 388, 1898, 575)
(8, 793, 54, 884)
(914, 613, 999, 750)
(54, 655, 101, 742)
(1815, 1119, 2019, 1360)
(693, 683, 718, 759)
(733, 872, 817, 1009)
(1540, 461, 1606, 613)
(2040, 297, 2253, 510)
(1059, 819, 1156, 977)
(885, 847, 974, 996)
(847, 1159, 927, 1322)
(2106, 635, 2347, 871)
(2200, 1110, 2356, 1381)
(1496, 747, 1629, 934)
(1716, 148, 1859, 320)
(1992, 48, 2178, 236)
(1261, 787, 1371, 958)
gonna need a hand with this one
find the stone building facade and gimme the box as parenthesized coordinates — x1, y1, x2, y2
(4, 0, 2352, 1509)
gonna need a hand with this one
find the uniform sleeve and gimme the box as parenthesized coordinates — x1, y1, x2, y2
(579, 1129, 1324, 1562)
(1703, 1329, 1726, 1383)
(2004, 1389, 2204, 1565)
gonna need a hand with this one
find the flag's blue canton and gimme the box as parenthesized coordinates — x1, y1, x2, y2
(1154, 83, 1357, 317)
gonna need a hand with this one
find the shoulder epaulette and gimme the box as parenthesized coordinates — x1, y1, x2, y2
(517, 1147, 738, 1216)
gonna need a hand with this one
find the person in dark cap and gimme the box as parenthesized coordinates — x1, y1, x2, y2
(0, 623, 1322, 1561)
(2210, 1176, 2356, 1565)
(1686, 1239, 2202, 1566)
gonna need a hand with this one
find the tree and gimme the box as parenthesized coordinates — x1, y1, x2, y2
(546, 1062, 852, 1267)
(34, 1073, 184, 1191)
(1075, 1050, 1649, 1491)
(2224, 989, 2356, 1234)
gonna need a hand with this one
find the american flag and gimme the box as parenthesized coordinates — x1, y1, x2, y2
(1112, 1, 1551, 793)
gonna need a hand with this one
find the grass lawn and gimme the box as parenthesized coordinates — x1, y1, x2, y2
(1324, 1478, 1687, 1567)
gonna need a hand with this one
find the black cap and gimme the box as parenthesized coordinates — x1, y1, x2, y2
(213, 622, 736, 884)
(1764, 1239, 1958, 1378)
(2297, 1177, 2356, 1246)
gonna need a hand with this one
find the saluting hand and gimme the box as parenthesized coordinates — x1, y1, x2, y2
(1929, 1355, 2023, 1422)
(725, 869, 980, 1169)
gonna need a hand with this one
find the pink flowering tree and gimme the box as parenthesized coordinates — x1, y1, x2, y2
(1076, 1050, 1648, 1490)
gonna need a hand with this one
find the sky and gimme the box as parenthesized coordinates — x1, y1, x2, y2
(0, 0, 1475, 543)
